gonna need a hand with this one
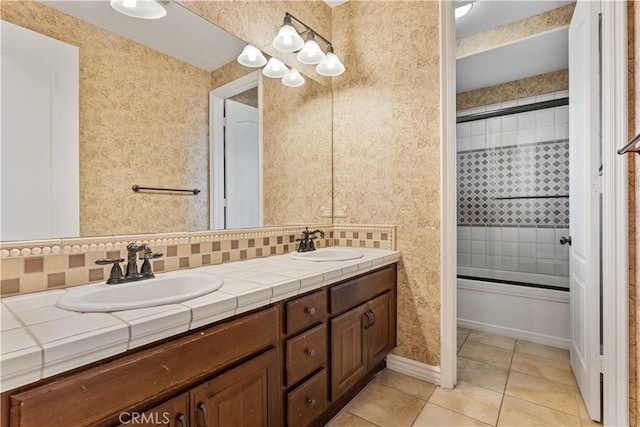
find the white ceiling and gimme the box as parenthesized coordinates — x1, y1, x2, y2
(456, 1, 572, 93)
(41, 0, 246, 72)
(456, 27, 568, 93)
(456, 0, 574, 39)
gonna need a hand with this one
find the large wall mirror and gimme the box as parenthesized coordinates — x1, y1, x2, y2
(0, 0, 332, 241)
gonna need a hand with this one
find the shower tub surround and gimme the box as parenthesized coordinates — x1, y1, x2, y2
(456, 91, 571, 348)
(456, 90, 570, 289)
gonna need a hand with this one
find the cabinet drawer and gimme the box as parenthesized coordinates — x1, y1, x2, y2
(330, 264, 396, 314)
(9, 306, 278, 427)
(287, 369, 327, 427)
(286, 289, 326, 334)
(286, 324, 326, 386)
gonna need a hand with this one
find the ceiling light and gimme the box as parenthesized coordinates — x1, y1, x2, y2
(110, 0, 167, 20)
(262, 58, 289, 78)
(282, 69, 305, 87)
(316, 46, 345, 76)
(296, 32, 326, 65)
(455, 3, 473, 18)
(237, 44, 267, 68)
(272, 15, 305, 53)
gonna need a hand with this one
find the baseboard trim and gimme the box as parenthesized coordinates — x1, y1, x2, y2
(385, 354, 442, 386)
(457, 318, 571, 349)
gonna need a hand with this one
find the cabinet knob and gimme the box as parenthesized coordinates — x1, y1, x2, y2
(306, 348, 316, 356)
(305, 307, 316, 315)
(306, 397, 316, 406)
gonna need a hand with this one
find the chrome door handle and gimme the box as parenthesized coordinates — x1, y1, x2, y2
(559, 236, 572, 246)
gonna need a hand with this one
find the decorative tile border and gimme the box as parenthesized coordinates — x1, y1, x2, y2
(0, 224, 395, 297)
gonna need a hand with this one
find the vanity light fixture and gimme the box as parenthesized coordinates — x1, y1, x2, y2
(272, 15, 305, 53)
(262, 58, 289, 78)
(282, 69, 305, 88)
(110, 0, 167, 20)
(316, 45, 345, 77)
(237, 12, 345, 87)
(237, 44, 267, 68)
(296, 32, 325, 65)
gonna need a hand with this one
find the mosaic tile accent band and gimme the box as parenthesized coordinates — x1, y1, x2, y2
(0, 224, 396, 297)
(457, 140, 570, 226)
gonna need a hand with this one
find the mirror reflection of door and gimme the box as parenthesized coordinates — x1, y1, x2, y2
(224, 93, 259, 229)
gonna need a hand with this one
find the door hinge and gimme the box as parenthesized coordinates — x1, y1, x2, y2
(223, 198, 227, 207)
(223, 117, 227, 127)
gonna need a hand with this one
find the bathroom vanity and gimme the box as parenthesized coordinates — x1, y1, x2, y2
(0, 250, 398, 427)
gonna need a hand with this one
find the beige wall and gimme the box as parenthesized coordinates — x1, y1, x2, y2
(457, 69, 569, 111)
(261, 77, 332, 226)
(332, 2, 442, 366)
(229, 87, 258, 108)
(1, 2, 211, 237)
(210, 62, 333, 227)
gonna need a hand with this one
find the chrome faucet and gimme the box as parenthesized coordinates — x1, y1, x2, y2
(295, 227, 325, 252)
(95, 243, 163, 284)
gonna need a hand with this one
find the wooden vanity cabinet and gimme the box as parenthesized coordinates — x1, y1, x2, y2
(191, 349, 278, 427)
(2, 263, 397, 427)
(6, 306, 279, 427)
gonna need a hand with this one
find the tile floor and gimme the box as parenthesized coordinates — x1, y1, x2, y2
(326, 328, 601, 427)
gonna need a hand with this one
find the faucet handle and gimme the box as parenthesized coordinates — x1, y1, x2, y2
(139, 252, 163, 261)
(95, 258, 125, 284)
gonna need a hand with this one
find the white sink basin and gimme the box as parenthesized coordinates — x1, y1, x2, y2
(288, 247, 364, 262)
(56, 271, 224, 312)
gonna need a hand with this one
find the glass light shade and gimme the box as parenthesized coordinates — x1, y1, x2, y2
(237, 44, 267, 68)
(110, 0, 167, 19)
(272, 25, 305, 53)
(296, 37, 325, 65)
(282, 69, 305, 87)
(455, 3, 473, 18)
(262, 58, 289, 78)
(316, 52, 345, 76)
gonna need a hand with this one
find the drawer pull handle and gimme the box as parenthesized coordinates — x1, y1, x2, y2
(305, 307, 316, 315)
(363, 312, 371, 329)
(198, 402, 208, 427)
(369, 309, 376, 327)
(306, 348, 316, 356)
(306, 397, 316, 406)
(176, 413, 186, 427)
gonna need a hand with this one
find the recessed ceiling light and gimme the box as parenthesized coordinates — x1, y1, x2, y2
(110, 0, 167, 20)
(455, 3, 473, 19)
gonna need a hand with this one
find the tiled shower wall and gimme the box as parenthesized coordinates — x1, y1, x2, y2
(456, 91, 570, 288)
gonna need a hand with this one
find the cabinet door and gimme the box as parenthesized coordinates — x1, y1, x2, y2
(119, 393, 189, 427)
(191, 349, 278, 427)
(330, 304, 369, 400)
(366, 292, 394, 369)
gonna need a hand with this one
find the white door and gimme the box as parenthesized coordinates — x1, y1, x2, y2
(224, 99, 260, 229)
(1, 21, 79, 241)
(568, 0, 602, 421)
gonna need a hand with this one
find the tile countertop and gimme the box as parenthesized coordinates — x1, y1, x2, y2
(0, 247, 399, 392)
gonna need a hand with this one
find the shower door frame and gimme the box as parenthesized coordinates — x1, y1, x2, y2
(439, 1, 629, 424)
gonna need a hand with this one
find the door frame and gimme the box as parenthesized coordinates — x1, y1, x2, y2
(600, 2, 629, 425)
(439, 0, 629, 421)
(210, 71, 261, 230)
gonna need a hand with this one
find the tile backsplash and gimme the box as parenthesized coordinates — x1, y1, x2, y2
(0, 224, 395, 297)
